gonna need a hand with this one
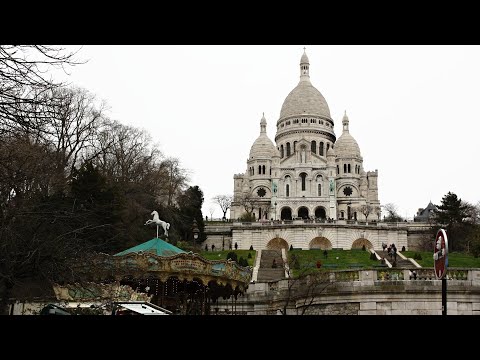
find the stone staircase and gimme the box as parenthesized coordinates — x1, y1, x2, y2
(256, 250, 285, 282)
(376, 250, 412, 268)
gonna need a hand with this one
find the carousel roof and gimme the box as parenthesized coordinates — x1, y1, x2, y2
(114, 238, 186, 257)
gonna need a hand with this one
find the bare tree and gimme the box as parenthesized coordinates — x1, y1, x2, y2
(239, 193, 263, 221)
(357, 204, 374, 223)
(40, 87, 107, 194)
(463, 200, 480, 225)
(272, 250, 333, 315)
(382, 203, 404, 222)
(0, 134, 59, 214)
(159, 157, 189, 207)
(208, 206, 215, 221)
(212, 195, 232, 220)
(0, 45, 82, 135)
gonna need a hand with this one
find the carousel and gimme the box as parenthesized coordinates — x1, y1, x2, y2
(51, 213, 252, 315)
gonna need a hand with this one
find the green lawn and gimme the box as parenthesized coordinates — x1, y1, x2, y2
(199, 250, 256, 267)
(402, 251, 480, 268)
(288, 249, 380, 276)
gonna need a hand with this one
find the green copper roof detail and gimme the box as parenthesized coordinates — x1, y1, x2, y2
(115, 238, 186, 257)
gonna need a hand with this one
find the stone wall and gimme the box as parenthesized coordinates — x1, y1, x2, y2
(205, 221, 432, 251)
(213, 269, 480, 315)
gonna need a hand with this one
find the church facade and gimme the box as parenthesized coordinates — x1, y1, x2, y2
(231, 51, 380, 223)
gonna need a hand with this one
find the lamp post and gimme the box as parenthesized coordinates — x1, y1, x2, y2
(274, 202, 277, 221)
(192, 219, 199, 250)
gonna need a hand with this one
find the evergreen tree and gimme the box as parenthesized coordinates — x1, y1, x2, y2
(177, 186, 206, 244)
(435, 192, 470, 251)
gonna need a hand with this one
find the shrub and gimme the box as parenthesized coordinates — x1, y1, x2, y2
(370, 252, 377, 260)
(227, 251, 238, 262)
(238, 256, 248, 267)
(289, 244, 293, 251)
(239, 212, 256, 222)
(362, 244, 366, 251)
(249, 245, 254, 251)
(247, 252, 252, 259)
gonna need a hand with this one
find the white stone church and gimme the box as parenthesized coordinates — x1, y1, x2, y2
(231, 50, 380, 223)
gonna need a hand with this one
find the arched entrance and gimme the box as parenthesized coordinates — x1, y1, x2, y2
(267, 238, 289, 251)
(314, 207, 326, 219)
(351, 238, 373, 250)
(309, 237, 332, 250)
(281, 207, 292, 220)
(298, 207, 309, 219)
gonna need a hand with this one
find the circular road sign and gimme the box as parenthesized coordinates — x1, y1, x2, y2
(433, 229, 448, 279)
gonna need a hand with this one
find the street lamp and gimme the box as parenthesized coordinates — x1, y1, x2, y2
(274, 202, 277, 221)
(192, 219, 199, 250)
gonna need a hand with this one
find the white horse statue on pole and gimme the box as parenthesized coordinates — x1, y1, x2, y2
(145, 210, 170, 238)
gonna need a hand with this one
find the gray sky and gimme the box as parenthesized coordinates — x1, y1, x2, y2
(55, 45, 480, 220)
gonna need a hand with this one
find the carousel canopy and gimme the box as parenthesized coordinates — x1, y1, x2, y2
(114, 238, 186, 257)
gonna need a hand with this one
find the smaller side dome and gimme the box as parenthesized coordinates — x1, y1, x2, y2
(335, 111, 361, 158)
(249, 114, 276, 159)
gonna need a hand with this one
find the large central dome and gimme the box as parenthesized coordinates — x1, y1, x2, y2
(280, 82, 331, 119)
(279, 50, 331, 120)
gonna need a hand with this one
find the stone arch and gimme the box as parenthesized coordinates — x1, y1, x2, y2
(281, 207, 292, 220)
(351, 238, 373, 250)
(267, 238, 289, 251)
(314, 206, 326, 219)
(297, 206, 309, 219)
(309, 237, 332, 250)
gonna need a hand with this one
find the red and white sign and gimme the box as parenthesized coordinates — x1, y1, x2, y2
(433, 229, 448, 279)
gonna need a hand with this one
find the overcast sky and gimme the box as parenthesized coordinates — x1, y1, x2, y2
(55, 45, 480, 220)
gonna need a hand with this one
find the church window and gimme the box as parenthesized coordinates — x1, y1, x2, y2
(348, 164, 351, 173)
(286, 184, 290, 197)
(262, 165, 266, 174)
(286, 143, 291, 156)
(344, 164, 347, 173)
(257, 188, 266, 197)
(311, 141, 317, 154)
(337, 165, 339, 174)
(258, 165, 261, 174)
(340, 211, 344, 219)
(318, 184, 321, 196)
(319, 142, 324, 156)
(327, 143, 330, 152)
(300, 173, 307, 191)
(280, 145, 284, 158)
(270, 168, 272, 175)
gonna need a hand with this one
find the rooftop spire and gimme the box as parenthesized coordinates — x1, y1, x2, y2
(260, 113, 267, 134)
(342, 110, 349, 132)
(300, 48, 310, 82)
